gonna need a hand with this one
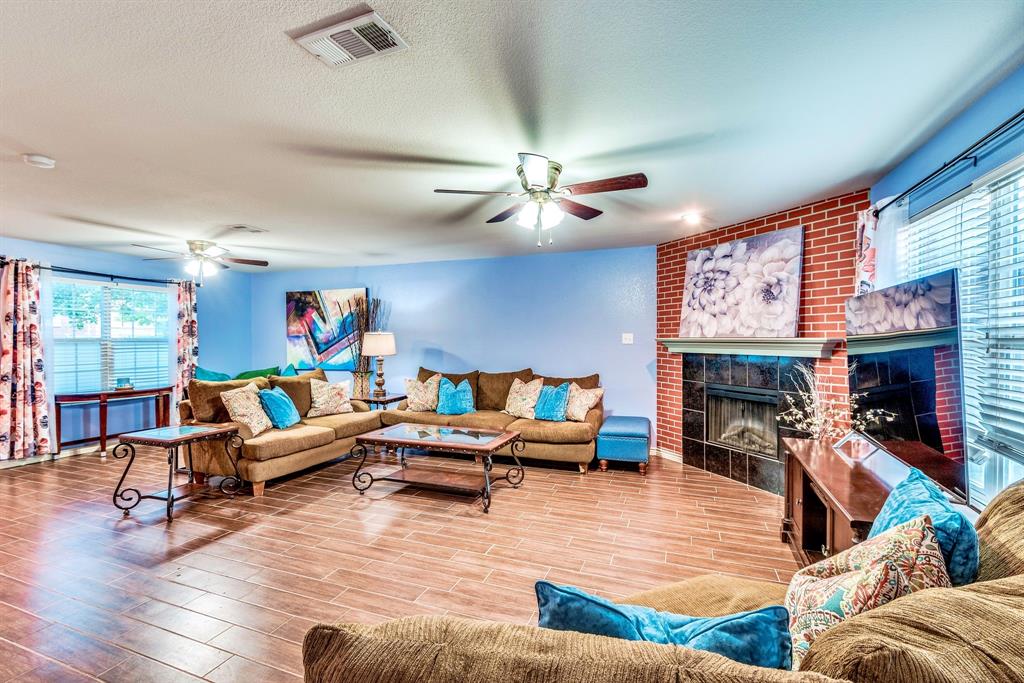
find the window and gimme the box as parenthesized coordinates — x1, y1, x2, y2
(52, 278, 173, 394)
(899, 160, 1024, 505)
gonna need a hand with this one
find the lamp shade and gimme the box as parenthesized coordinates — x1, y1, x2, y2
(361, 331, 396, 356)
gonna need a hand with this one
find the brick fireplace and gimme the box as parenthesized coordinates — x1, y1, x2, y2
(656, 190, 870, 493)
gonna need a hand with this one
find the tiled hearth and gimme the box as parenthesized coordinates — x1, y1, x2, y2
(680, 353, 814, 495)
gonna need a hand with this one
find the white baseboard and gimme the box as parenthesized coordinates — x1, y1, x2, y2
(651, 446, 682, 463)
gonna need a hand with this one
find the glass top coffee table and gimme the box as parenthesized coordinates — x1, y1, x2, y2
(350, 423, 525, 513)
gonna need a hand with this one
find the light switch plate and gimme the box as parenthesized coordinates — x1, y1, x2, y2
(621, 333, 634, 345)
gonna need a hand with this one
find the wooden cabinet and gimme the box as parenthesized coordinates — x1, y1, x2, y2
(781, 437, 900, 566)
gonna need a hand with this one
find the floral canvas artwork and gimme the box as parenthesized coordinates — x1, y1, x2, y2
(846, 270, 954, 336)
(678, 226, 804, 338)
(286, 288, 367, 371)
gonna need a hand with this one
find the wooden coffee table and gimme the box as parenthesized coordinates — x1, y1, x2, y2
(350, 423, 525, 513)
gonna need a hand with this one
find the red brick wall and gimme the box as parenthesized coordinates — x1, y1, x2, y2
(656, 190, 870, 456)
(934, 345, 965, 462)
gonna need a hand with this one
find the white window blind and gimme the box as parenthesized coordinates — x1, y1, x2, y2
(898, 161, 1024, 462)
(52, 278, 172, 394)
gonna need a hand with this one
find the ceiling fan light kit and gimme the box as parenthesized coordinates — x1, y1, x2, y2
(435, 153, 648, 247)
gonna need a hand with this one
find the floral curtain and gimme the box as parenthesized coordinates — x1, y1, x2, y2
(173, 280, 198, 411)
(855, 205, 879, 295)
(0, 259, 51, 460)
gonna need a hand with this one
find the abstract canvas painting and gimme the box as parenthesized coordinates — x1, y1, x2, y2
(846, 269, 955, 336)
(679, 226, 803, 338)
(286, 288, 367, 371)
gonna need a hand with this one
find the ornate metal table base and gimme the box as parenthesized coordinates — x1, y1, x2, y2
(113, 428, 242, 522)
(351, 437, 525, 513)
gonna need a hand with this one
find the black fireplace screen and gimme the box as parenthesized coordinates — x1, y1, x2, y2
(706, 387, 779, 458)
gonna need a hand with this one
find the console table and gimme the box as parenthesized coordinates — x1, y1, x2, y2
(781, 436, 906, 566)
(55, 386, 173, 454)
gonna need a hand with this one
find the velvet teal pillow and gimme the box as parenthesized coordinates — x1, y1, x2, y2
(437, 378, 475, 415)
(869, 467, 978, 586)
(279, 363, 299, 377)
(535, 581, 791, 670)
(235, 365, 281, 380)
(258, 386, 300, 429)
(194, 366, 231, 382)
(534, 382, 570, 422)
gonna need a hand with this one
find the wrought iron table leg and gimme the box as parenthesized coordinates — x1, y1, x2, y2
(495, 438, 526, 488)
(482, 454, 493, 513)
(112, 443, 141, 516)
(165, 446, 177, 522)
(186, 443, 195, 484)
(351, 444, 374, 493)
(399, 446, 407, 469)
(219, 434, 244, 495)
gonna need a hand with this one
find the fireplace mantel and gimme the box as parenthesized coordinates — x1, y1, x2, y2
(658, 336, 842, 359)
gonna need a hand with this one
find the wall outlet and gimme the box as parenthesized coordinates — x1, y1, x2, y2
(621, 333, 634, 345)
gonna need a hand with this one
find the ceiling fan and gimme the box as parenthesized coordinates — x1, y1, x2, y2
(133, 240, 269, 283)
(434, 153, 648, 246)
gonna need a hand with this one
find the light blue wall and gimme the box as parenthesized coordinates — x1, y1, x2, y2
(872, 63, 1024, 208)
(0, 236, 252, 445)
(248, 247, 658, 422)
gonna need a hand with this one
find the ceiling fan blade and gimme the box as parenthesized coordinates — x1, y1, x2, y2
(485, 205, 523, 223)
(143, 256, 188, 262)
(558, 199, 603, 220)
(131, 243, 188, 256)
(434, 189, 520, 196)
(222, 257, 269, 267)
(561, 173, 648, 196)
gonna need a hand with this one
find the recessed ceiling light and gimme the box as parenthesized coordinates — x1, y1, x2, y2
(22, 153, 56, 169)
(681, 211, 702, 226)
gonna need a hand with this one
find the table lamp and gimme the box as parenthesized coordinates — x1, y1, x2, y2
(361, 332, 396, 398)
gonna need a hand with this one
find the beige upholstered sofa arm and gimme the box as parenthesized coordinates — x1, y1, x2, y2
(350, 400, 371, 413)
(178, 399, 195, 424)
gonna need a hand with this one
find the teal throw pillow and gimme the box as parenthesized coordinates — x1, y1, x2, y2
(235, 365, 281, 380)
(258, 386, 300, 429)
(194, 366, 231, 382)
(869, 467, 978, 586)
(534, 382, 570, 421)
(535, 581, 791, 669)
(279, 364, 299, 377)
(437, 378, 475, 415)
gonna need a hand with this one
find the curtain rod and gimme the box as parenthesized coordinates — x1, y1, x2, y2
(0, 257, 181, 286)
(874, 106, 1024, 218)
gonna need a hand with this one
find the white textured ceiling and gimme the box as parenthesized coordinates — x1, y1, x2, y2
(1, 0, 1023, 270)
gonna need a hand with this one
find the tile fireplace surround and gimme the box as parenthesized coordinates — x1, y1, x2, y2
(680, 353, 814, 495)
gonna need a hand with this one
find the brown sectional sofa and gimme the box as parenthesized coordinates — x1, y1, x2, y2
(179, 369, 382, 495)
(302, 481, 1024, 682)
(380, 367, 604, 473)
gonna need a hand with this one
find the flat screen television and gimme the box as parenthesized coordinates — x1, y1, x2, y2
(844, 269, 968, 504)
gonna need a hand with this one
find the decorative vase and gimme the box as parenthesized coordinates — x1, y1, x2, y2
(352, 371, 372, 399)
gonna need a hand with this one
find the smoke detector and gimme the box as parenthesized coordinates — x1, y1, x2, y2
(293, 11, 408, 68)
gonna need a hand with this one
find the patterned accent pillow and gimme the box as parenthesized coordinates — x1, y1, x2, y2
(565, 383, 604, 422)
(220, 382, 272, 437)
(307, 378, 354, 417)
(503, 377, 544, 419)
(785, 515, 951, 669)
(405, 373, 441, 412)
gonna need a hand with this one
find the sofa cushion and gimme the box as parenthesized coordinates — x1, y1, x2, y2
(504, 377, 544, 419)
(405, 374, 441, 411)
(620, 575, 787, 617)
(195, 366, 231, 382)
(446, 410, 516, 431)
(535, 372, 601, 390)
(801, 574, 1024, 682)
(259, 386, 301, 429)
(188, 377, 270, 422)
(477, 368, 533, 411)
(535, 383, 570, 422)
(307, 378, 354, 417)
(536, 581, 792, 669)
(381, 409, 451, 427)
(269, 368, 327, 416)
(302, 616, 839, 683)
(235, 365, 280, 380)
(221, 382, 273, 438)
(418, 367, 479, 405)
(508, 417, 596, 444)
(975, 480, 1024, 581)
(241, 424, 335, 461)
(437, 378, 475, 415)
(302, 411, 382, 440)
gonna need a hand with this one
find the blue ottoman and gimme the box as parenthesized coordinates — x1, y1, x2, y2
(597, 416, 652, 475)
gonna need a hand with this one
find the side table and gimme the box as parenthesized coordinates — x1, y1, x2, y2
(113, 425, 242, 522)
(352, 394, 407, 410)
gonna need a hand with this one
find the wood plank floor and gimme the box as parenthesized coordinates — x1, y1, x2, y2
(0, 448, 798, 681)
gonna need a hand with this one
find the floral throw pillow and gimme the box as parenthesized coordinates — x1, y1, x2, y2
(565, 383, 604, 422)
(220, 382, 272, 437)
(503, 377, 544, 419)
(307, 378, 354, 417)
(405, 373, 441, 412)
(785, 515, 951, 669)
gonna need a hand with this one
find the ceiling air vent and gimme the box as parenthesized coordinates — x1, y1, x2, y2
(293, 11, 407, 68)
